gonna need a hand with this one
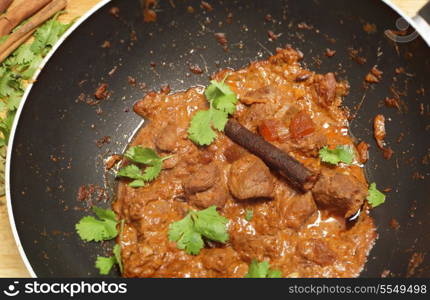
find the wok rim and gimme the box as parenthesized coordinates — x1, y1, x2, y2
(4, 0, 429, 278)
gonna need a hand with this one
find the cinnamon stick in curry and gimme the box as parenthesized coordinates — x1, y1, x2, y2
(0, 0, 66, 63)
(0, 0, 53, 37)
(0, 0, 13, 15)
(224, 119, 319, 192)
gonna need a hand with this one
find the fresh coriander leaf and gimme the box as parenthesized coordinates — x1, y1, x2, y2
(168, 214, 204, 255)
(95, 256, 116, 275)
(366, 183, 386, 208)
(188, 78, 238, 146)
(124, 146, 160, 165)
(0, 68, 17, 98)
(245, 259, 282, 278)
(204, 82, 222, 101)
(208, 80, 235, 98)
(75, 216, 113, 242)
(188, 110, 217, 146)
(142, 162, 162, 182)
(245, 260, 269, 278)
(211, 108, 229, 131)
(92, 206, 116, 222)
(245, 209, 253, 221)
(117, 164, 144, 180)
(267, 269, 283, 278)
(319, 145, 354, 165)
(13, 44, 36, 65)
(129, 179, 145, 188)
(213, 93, 237, 115)
(20, 54, 44, 80)
(192, 206, 229, 243)
(6, 91, 23, 111)
(168, 206, 229, 255)
(113, 244, 123, 273)
(75, 207, 118, 242)
(118, 147, 168, 187)
(31, 13, 70, 55)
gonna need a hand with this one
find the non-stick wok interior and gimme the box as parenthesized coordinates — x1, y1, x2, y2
(10, 0, 430, 277)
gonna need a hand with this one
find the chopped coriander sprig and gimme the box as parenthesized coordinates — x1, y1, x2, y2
(168, 206, 229, 255)
(188, 76, 238, 146)
(117, 146, 171, 188)
(319, 145, 354, 165)
(95, 244, 122, 275)
(75, 206, 118, 242)
(75, 207, 124, 275)
(245, 209, 253, 221)
(245, 259, 282, 278)
(367, 183, 386, 208)
(95, 219, 125, 275)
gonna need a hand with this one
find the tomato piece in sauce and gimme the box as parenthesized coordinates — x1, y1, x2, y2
(258, 119, 282, 142)
(289, 111, 315, 139)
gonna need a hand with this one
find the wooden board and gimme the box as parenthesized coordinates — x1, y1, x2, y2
(0, 0, 426, 278)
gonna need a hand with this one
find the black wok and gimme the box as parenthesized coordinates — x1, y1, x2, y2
(6, 0, 430, 277)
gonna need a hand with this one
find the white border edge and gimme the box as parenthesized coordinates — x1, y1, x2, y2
(5, 0, 112, 278)
(4, 0, 430, 279)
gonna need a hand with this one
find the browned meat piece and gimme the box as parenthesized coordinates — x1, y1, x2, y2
(188, 184, 228, 209)
(297, 238, 337, 266)
(184, 164, 219, 194)
(154, 123, 178, 152)
(238, 102, 279, 130)
(230, 233, 280, 262)
(356, 141, 370, 163)
(314, 73, 337, 107)
(241, 86, 275, 105)
(133, 92, 157, 118)
(201, 248, 237, 273)
(223, 143, 247, 163)
(283, 192, 317, 230)
(162, 155, 179, 169)
(312, 169, 367, 218)
(228, 154, 274, 200)
(284, 132, 327, 157)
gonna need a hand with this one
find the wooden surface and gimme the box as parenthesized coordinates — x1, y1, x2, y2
(0, 0, 427, 278)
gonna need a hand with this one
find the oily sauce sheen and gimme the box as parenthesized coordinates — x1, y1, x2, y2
(114, 48, 377, 278)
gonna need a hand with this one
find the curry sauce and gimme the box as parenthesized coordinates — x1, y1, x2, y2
(113, 47, 377, 278)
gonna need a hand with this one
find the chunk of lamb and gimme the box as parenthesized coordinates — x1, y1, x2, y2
(240, 86, 276, 105)
(228, 154, 274, 200)
(283, 132, 327, 157)
(184, 163, 227, 208)
(283, 192, 317, 230)
(314, 73, 337, 107)
(154, 123, 178, 152)
(312, 169, 367, 218)
(297, 238, 337, 266)
(230, 233, 280, 262)
(188, 184, 228, 209)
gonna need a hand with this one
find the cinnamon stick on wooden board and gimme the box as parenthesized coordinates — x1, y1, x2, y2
(224, 119, 319, 192)
(0, 0, 13, 15)
(0, 0, 53, 37)
(0, 0, 67, 64)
